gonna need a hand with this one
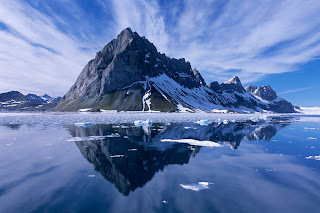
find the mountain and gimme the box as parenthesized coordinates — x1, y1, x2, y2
(0, 91, 61, 111)
(56, 28, 295, 113)
(245, 85, 295, 113)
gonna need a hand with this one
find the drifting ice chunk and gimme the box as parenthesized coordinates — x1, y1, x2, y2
(217, 119, 222, 125)
(180, 182, 213, 191)
(161, 139, 222, 147)
(195, 120, 211, 126)
(88, 175, 95, 177)
(67, 136, 107, 142)
(307, 137, 317, 140)
(306, 155, 320, 160)
(250, 117, 259, 122)
(260, 115, 269, 121)
(134, 120, 152, 127)
(74, 122, 94, 127)
(223, 119, 228, 124)
(110, 155, 125, 158)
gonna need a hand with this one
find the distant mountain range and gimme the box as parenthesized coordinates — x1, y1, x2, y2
(56, 28, 295, 113)
(0, 91, 61, 111)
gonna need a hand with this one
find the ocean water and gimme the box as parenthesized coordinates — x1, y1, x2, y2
(0, 112, 319, 213)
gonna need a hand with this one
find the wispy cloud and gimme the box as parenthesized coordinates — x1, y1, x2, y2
(0, 0, 320, 96)
(278, 87, 313, 95)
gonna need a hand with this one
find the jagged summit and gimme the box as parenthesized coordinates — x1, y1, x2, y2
(55, 28, 295, 113)
(245, 85, 257, 93)
(221, 76, 246, 93)
(224, 76, 242, 85)
(253, 85, 277, 101)
(192, 68, 206, 85)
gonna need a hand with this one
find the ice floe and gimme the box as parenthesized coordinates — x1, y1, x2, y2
(110, 155, 125, 158)
(195, 120, 211, 126)
(307, 137, 317, 140)
(67, 136, 108, 142)
(161, 139, 222, 147)
(306, 155, 320, 160)
(180, 182, 213, 191)
(74, 122, 94, 127)
(134, 120, 152, 127)
(88, 174, 95, 177)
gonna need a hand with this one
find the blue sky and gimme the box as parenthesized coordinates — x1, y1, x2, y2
(0, 0, 319, 106)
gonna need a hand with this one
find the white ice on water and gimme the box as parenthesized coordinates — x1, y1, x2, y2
(180, 182, 213, 191)
(195, 120, 212, 126)
(74, 122, 94, 127)
(306, 155, 320, 160)
(161, 139, 222, 147)
(134, 120, 152, 127)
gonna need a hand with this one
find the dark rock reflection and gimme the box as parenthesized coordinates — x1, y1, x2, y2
(68, 117, 292, 195)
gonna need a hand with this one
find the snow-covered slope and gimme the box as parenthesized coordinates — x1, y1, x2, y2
(296, 107, 320, 115)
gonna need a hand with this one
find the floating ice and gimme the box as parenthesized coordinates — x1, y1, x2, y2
(88, 174, 95, 177)
(5, 143, 14, 146)
(67, 136, 108, 142)
(106, 133, 120, 138)
(74, 122, 94, 127)
(161, 139, 222, 147)
(128, 149, 137, 151)
(223, 119, 228, 124)
(304, 127, 316, 130)
(184, 127, 198, 130)
(217, 119, 222, 125)
(260, 115, 269, 121)
(307, 137, 317, 140)
(110, 155, 125, 158)
(250, 117, 259, 122)
(180, 182, 213, 191)
(195, 120, 211, 126)
(134, 120, 152, 127)
(162, 200, 168, 204)
(306, 155, 320, 160)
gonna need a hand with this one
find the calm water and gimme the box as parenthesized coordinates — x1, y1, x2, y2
(0, 113, 320, 213)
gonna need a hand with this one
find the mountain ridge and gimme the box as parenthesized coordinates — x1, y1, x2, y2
(55, 28, 295, 113)
(0, 91, 61, 111)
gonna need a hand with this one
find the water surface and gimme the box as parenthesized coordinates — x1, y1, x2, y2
(0, 113, 319, 213)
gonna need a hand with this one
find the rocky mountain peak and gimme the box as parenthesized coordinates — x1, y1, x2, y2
(221, 76, 245, 93)
(245, 85, 257, 93)
(224, 76, 242, 85)
(192, 68, 206, 85)
(55, 28, 296, 113)
(208, 81, 222, 93)
(253, 85, 277, 101)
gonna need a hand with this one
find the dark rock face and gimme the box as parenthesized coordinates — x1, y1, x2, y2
(208, 81, 222, 93)
(192, 68, 206, 85)
(56, 28, 296, 113)
(57, 28, 201, 111)
(0, 91, 27, 102)
(245, 85, 257, 93)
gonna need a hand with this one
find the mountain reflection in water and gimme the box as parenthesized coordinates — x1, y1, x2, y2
(67, 117, 292, 196)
